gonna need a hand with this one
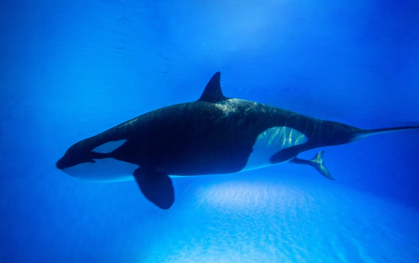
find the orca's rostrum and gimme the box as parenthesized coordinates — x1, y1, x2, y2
(57, 72, 419, 209)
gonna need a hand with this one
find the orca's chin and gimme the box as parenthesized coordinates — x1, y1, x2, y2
(56, 158, 66, 170)
(57, 158, 138, 182)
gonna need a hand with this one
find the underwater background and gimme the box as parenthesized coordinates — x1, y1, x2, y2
(1, 0, 419, 262)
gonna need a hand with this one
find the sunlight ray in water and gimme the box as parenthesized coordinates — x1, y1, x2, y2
(143, 175, 419, 263)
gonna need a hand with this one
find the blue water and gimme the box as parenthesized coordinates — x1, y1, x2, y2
(1, 0, 419, 262)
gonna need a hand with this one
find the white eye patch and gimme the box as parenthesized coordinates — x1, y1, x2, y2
(92, 139, 127, 154)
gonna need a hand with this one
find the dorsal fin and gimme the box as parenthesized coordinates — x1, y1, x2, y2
(198, 72, 227, 103)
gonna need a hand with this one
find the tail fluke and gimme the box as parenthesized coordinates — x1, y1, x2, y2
(352, 126, 419, 141)
(289, 126, 419, 180)
(290, 151, 334, 180)
(310, 151, 333, 180)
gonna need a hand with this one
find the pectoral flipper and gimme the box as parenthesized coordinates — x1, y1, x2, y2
(133, 167, 175, 209)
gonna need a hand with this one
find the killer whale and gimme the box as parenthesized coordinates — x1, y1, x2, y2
(56, 72, 419, 209)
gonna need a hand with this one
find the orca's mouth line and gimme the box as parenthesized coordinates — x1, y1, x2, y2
(56, 151, 112, 170)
